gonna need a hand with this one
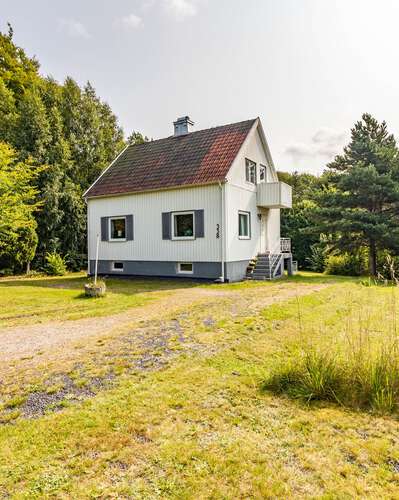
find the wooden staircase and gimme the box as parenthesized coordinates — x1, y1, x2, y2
(246, 253, 283, 280)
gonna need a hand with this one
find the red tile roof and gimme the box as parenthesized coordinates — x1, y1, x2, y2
(85, 118, 257, 198)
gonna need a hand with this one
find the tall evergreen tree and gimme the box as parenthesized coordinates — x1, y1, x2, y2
(0, 26, 140, 272)
(315, 114, 399, 275)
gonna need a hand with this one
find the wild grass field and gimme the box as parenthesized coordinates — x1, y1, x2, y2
(1, 273, 399, 498)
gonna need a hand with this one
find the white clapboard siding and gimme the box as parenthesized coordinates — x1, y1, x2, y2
(224, 124, 281, 261)
(88, 184, 221, 262)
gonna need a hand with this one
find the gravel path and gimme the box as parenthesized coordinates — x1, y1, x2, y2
(0, 287, 232, 363)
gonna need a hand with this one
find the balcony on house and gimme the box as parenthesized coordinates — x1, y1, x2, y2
(256, 181, 292, 209)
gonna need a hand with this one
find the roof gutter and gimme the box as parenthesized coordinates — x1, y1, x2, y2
(84, 180, 225, 200)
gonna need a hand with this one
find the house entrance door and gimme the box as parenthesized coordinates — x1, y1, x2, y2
(260, 210, 268, 254)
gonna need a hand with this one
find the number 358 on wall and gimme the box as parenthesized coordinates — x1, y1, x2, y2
(216, 224, 220, 239)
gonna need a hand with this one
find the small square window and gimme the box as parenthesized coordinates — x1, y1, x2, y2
(113, 261, 124, 271)
(245, 159, 256, 184)
(173, 211, 195, 239)
(177, 262, 193, 274)
(110, 217, 126, 240)
(238, 211, 250, 239)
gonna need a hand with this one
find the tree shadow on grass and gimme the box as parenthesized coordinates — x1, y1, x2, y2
(0, 274, 204, 296)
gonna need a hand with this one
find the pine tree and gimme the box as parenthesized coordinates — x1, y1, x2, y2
(315, 114, 399, 275)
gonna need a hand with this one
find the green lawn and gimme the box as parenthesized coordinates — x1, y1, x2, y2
(0, 273, 198, 327)
(1, 274, 399, 497)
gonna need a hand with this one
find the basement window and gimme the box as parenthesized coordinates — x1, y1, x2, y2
(173, 211, 195, 239)
(109, 217, 126, 241)
(238, 211, 251, 239)
(112, 262, 124, 271)
(177, 263, 193, 274)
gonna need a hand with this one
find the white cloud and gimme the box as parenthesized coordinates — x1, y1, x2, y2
(115, 13, 143, 30)
(59, 19, 90, 39)
(164, 0, 197, 20)
(285, 143, 314, 164)
(284, 127, 348, 164)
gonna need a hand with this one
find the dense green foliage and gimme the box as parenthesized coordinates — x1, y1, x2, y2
(0, 26, 125, 272)
(0, 141, 42, 272)
(278, 171, 323, 269)
(324, 252, 367, 276)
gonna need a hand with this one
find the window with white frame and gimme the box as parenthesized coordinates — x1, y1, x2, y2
(259, 165, 266, 183)
(109, 217, 126, 241)
(177, 262, 193, 274)
(238, 211, 251, 239)
(173, 211, 195, 239)
(112, 261, 124, 271)
(245, 159, 256, 184)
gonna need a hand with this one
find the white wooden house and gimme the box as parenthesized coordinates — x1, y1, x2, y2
(84, 116, 292, 281)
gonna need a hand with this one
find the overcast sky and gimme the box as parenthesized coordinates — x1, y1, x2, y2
(2, 0, 399, 173)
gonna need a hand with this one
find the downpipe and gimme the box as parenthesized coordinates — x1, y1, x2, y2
(216, 181, 226, 283)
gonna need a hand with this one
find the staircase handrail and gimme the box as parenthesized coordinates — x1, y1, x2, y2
(280, 237, 291, 253)
(269, 239, 282, 279)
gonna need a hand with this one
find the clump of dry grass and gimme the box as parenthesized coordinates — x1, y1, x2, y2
(264, 344, 399, 413)
(264, 263, 399, 414)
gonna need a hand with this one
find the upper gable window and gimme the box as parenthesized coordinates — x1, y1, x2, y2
(245, 159, 256, 184)
(259, 165, 266, 183)
(260, 164, 274, 183)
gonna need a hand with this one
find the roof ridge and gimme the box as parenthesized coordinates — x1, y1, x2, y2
(131, 118, 258, 147)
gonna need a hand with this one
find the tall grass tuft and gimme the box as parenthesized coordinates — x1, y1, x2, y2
(263, 343, 399, 413)
(263, 265, 399, 414)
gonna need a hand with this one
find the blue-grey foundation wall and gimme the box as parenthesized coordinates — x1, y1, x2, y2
(90, 260, 249, 282)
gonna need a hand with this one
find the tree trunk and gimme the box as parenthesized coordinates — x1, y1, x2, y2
(369, 239, 377, 276)
(26, 261, 30, 274)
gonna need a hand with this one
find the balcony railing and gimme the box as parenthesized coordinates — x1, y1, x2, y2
(280, 237, 291, 253)
(256, 181, 292, 209)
